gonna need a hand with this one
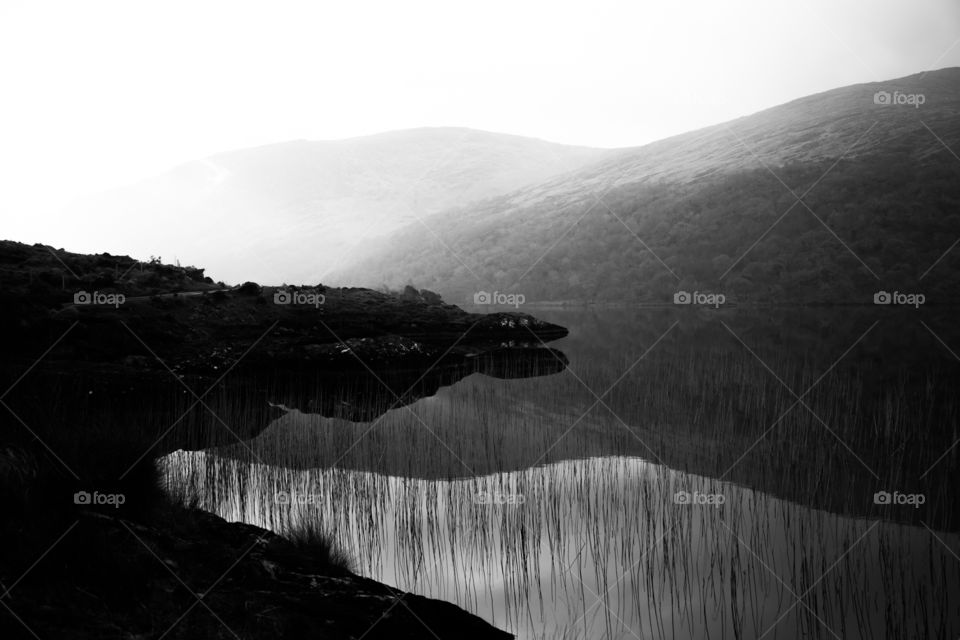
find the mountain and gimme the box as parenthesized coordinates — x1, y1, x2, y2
(329, 68, 960, 304)
(60, 128, 611, 285)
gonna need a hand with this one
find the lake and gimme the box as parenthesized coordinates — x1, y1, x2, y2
(161, 306, 960, 639)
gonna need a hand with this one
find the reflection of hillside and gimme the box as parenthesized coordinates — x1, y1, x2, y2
(227, 307, 960, 531)
(9, 306, 956, 532)
(0, 344, 569, 463)
(535, 305, 960, 375)
(548, 307, 960, 531)
(256, 346, 569, 422)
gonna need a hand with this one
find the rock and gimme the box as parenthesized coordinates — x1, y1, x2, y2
(1, 507, 514, 639)
(237, 281, 262, 295)
(419, 289, 443, 304)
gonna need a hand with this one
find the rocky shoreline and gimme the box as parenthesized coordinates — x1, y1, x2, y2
(1, 502, 512, 640)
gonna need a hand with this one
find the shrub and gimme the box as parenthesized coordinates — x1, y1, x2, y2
(281, 518, 354, 573)
(237, 281, 261, 295)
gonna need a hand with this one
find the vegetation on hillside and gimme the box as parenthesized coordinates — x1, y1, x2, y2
(344, 154, 960, 304)
(0, 240, 218, 305)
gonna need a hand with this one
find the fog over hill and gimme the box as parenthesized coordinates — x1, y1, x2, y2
(57, 69, 960, 305)
(329, 68, 960, 304)
(60, 128, 611, 285)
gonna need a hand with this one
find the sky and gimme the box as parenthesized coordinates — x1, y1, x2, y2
(1, 0, 959, 235)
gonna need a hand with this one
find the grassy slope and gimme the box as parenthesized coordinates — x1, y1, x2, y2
(332, 68, 960, 304)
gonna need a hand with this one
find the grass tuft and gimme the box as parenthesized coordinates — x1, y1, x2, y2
(281, 517, 355, 573)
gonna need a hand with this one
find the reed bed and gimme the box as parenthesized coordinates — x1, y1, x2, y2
(210, 335, 958, 531)
(162, 451, 959, 639)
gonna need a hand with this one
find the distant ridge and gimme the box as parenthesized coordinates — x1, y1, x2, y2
(59, 127, 612, 285)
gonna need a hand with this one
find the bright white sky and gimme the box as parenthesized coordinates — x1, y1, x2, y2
(2, 0, 959, 235)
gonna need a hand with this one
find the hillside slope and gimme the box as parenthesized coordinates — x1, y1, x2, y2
(59, 128, 611, 285)
(331, 68, 960, 304)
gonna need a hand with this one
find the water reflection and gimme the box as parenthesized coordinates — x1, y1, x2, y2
(260, 345, 569, 422)
(0, 343, 569, 455)
(207, 306, 960, 531)
(25, 304, 955, 638)
(163, 452, 960, 639)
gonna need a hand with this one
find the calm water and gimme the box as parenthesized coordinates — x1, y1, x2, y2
(162, 307, 960, 639)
